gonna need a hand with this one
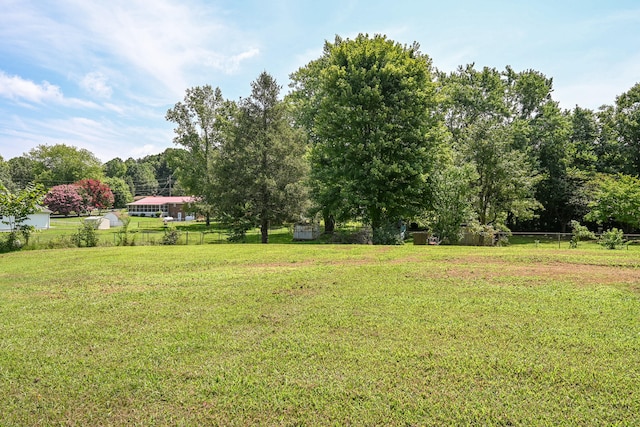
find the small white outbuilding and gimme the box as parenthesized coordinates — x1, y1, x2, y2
(104, 212, 124, 227)
(84, 216, 111, 230)
(0, 207, 51, 232)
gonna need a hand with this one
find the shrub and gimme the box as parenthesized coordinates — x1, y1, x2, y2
(461, 221, 510, 246)
(72, 221, 99, 247)
(162, 227, 181, 245)
(599, 228, 625, 250)
(372, 222, 404, 245)
(116, 215, 136, 246)
(0, 232, 22, 253)
(328, 227, 372, 244)
(569, 220, 596, 248)
(44, 236, 76, 250)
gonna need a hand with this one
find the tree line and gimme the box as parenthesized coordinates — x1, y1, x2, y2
(0, 144, 187, 211)
(2, 33, 639, 244)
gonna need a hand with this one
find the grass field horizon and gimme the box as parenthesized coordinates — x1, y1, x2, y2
(1, 244, 638, 425)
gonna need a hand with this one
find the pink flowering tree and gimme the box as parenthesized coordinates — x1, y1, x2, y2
(44, 184, 85, 216)
(75, 179, 114, 212)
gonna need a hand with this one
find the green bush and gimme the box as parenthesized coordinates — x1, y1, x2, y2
(0, 232, 23, 253)
(72, 221, 99, 247)
(372, 222, 404, 245)
(116, 215, 136, 246)
(44, 236, 77, 250)
(599, 228, 625, 250)
(461, 221, 510, 246)
(162, 227, 181, 245)
(328, 227, 372, 244)
(569, 220, 596, 248)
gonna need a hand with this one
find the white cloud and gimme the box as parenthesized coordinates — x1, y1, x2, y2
(0, 70, 100, 109)
(80, 72, 113, 99)
(131, 144, 160, 158)
(0, 71, 64, 103)
(0, 1, 262, 102)
(61, 0, 260, 99)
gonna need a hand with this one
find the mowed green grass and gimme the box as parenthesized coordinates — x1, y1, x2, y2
(1, 244, 639, 425)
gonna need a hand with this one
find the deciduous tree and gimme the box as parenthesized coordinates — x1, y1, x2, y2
(463, 119, 541, 228)
(8, 156, 38, 188)
(43, 184, 85, 216)
(125, 162, 158, 196)
(76, 179, 114, 212)
(166, 85, 226, 225)
(425, 163, 475, 244)
(614, 83, 640, 175)
(104, 177, 133, 208)
(27, 144, 103, 185)
(104, 157, 127, 178)
(0, 155, 15, 192)
(290, 34, 446, 242)
(585, 173, 640, 232)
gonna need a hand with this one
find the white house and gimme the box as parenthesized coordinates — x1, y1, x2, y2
(0, 207, 52, 232)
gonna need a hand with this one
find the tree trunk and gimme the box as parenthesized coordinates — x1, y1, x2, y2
(323, 213, 335, 234)
(261, 217, 269, 244)
(205, 213, 210, 227)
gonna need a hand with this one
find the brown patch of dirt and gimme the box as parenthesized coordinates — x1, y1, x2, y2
(246, 255, 640, 287)
(432, 261, 640, 286)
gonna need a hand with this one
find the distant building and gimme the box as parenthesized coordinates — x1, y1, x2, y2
(126, 196, 196, 221)
(104, 211, 124, 227)
(0, 206, 52, 232)
(84, 216, 111, 230)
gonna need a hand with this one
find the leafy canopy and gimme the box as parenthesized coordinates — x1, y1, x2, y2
(291, 34, 446, 237)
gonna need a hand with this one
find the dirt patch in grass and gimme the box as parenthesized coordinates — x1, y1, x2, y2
(247, 254, 640, 287)
(434, 260, 640, 286)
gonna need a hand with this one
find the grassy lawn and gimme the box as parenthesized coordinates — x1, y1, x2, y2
(1, 244, 639, 425)
(29, 216, 295, 247)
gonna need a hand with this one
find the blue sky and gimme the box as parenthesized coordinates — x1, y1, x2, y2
(1, 0, 639, 162)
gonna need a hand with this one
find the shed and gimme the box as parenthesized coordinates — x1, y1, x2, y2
(104, 212, 124, 227)
(84, 216, 111, 230)
(294, 223, 320, 240)
(0, 207, 51, 231)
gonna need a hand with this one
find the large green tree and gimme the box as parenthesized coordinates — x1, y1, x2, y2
(585, 173, 640, 232)
(613, 83, 640, 175)
(290, 34, 446, 242)
(439, 64, 564, 230)
(166, 86, 226, 225)
(103, 157, 128, 178)
(462, 119, 541, 226)
(124, 161, 158, 196)
(528, 102, 578, 231)
(104, 176, 134, 208)
(215, 72, 308, 243)
(425, 163, 476, 244)
(0, 155, 15, 192)
(8, 156, 39, 189)
(140, 149, 184, 196)
(27, 144, 103, 185)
